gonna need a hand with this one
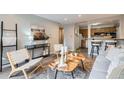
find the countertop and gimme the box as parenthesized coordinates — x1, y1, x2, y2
(83, 38, 124, 40)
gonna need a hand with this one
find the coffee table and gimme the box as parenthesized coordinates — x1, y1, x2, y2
(48, 53, 86, 79)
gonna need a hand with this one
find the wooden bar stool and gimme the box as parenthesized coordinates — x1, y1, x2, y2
(104, 40, 117, 51)
(90, 40, 102, 58)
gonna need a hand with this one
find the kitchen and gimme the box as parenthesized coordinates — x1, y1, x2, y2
(79, 20, 124, 55)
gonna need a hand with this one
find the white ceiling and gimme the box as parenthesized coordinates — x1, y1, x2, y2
(36, 14, 119, 25)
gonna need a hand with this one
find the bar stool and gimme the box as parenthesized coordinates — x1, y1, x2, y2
(90, 40, 102, 58)
(104, 40, 117, 51)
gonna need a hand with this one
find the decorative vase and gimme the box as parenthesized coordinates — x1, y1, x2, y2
(59, 47, 64, 66)
(64, 46, 68, 62)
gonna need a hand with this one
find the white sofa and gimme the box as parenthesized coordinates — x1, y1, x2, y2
(89, 47, 124, 79)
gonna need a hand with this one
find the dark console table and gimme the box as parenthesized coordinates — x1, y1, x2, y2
(25, 43, 50, 59)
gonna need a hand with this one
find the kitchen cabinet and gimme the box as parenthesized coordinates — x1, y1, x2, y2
(80, 26, 117, 37)
(79, 29, 88, 37)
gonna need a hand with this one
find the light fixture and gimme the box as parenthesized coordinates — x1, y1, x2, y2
(91, 23, 101, 26)
(64, 18, 68, 21)
(78, 14, 82, 17)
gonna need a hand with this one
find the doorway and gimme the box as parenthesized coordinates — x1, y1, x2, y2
(59, 27, 64, 44)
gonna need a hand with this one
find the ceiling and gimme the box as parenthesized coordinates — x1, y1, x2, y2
(79, 20, 120, 28)
(36, 14, 119, 25)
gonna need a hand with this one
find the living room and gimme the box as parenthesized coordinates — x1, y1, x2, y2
(1, 0, 124, 93)
(0, 14, 124, 79)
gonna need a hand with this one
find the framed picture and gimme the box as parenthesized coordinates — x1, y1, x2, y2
(31, 27, 49, 40)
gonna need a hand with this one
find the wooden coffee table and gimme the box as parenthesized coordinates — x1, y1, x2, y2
(48, 53, 86, 79)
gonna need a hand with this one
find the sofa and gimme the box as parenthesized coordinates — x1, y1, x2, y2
(89, 47, 124, 79)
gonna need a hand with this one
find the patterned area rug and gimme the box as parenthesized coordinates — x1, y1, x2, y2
(10, 67, 89, 79)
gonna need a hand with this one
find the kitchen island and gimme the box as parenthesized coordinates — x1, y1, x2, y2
(88, 38, 124, 55)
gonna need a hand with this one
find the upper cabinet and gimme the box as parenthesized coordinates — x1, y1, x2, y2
(79, 26, 117, 38)
(79, 29, 88, 38)
(91, 26, 117, 36)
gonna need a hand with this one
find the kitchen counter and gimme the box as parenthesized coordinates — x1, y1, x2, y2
(87, 38, 124, 40)
(114, 38, 124, 40)
(87, 37, 124, 54)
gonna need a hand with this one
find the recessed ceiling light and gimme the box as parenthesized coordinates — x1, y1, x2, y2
(64, 18, 68, 21)
(78, 14, 82, 17)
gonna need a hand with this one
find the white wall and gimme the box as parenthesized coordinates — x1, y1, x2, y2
(64, 24, 75, 51)
(64, 24, 81, 51)
(74, 25, 81, 49)
(0, 14, 60, 52)
(119, 15, 124, 38)
(118, 15, 124, 45)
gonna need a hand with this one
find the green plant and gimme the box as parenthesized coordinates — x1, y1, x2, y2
(75, 48, 80, 53)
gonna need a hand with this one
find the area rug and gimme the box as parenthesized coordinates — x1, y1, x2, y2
(10, 67, 89, 79)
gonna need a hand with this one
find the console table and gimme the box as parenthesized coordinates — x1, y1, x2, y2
(25, 43, 50, 59)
